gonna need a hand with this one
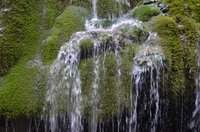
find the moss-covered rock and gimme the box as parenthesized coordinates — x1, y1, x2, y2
(97, 0, 126, 18)
(121, 24, 149, 44)
(0, 57, 46, 117)
(151, 16, 185, 95)
(164, 0, 200, 22)
(42, 6, 90, 64)
(80, 39, 93, 50)
(80, 38, 94, 59)
(132, 5, 160, 21)
(80, 59, 94, 119)
(80, 43, 136, 120)
(0, 0, 42, 76)
(98, 53, 118, 120)
(178, 17, 199, 91)
(69, 0, 92, 10)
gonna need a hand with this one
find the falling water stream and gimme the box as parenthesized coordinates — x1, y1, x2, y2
(129, 33, 165, 132)
(1, 0, 200, 132)
(189, 35, 200, 131)
(45, 0, 166, 132)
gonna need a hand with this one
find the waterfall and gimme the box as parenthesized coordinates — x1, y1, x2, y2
(91, 0, 130, 20)
(129, 33, 165, 132)
(92, 0, 98, 19)
(189, 35, 200, 131)
(90, 40, 101, 132)
(45, 16, 148, 131)
(45, 0, 166, 131)
(46, 32, 91, 132)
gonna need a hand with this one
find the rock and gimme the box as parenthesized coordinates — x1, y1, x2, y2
(143, 0, 159, 5)
(158, 3, 168, 13)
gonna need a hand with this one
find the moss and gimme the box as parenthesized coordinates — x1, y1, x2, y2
(97, 0, 124, 18)
(80, 59, 94, 119)
(0, 56, 46, 117)
(164, 0, 200, 22)
(178, 17, 199, 91)
(69, 0, 92, 10)
(132, 5, 160, 21)
(98, 53, 118, 120)
(130, 0, 143, 8)
(0, 0, 42, 76)
(151, 16, 184, 95)
(132, 25, 149, 43)
(80, 38, 93, 50)
(42, 6, 90, 65)
(121, 45, 136, 108)
(0, 0, 46, 117)
(44, 0, 68, 29)
(163, 0, 185, 16)
(80, 43, 135, 120)
(121, 25, 149, 44)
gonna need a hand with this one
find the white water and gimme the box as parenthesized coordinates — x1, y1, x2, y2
(90, 40, 100, 132)
(46, 32, 91, 132)
(92, 0, 98, 19)
(189, 35, 200, 131)
(45, 0, 166, 131)
(90, 0, 130, 20)
(130, 33, 165, 132)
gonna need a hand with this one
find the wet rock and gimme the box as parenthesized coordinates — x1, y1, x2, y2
(143, 0, 159, 5)
(158, 3, 168, 13)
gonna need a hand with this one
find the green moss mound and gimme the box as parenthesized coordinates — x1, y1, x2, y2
(0, 1, 42, 76)
(151, 16, 184, 95)
(132, 5, 160, 21)
(80, 44, 136, 120)
(0, 57, 46, 117)
(178, 17, 199, 91)
(42, 6, 90, 64)
(164, 0, 200, 22)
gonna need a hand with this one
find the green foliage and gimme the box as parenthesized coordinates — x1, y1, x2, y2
(132, 5, 160, 21)
(42, 6, 90, 64)
(152, 16, 185, 95)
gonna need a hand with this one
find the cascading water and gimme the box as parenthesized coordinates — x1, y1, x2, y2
(46, 32, 91, 132)
(45, 0, 166, 131)
(92, 0, 98, 19)
(189, 35, 200, 131)
(130, 33, 165, 132)
(90, 40, 100, 132)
